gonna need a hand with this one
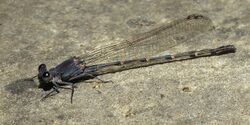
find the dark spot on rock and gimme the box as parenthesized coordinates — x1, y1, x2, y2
(57, 114, 65, 120)
(125, 109, 135, 118)
(182, 87, 191, 92)
(160, 94, 165, 98)
(186, 14, 204, 20)
(173, 35, 185, 41)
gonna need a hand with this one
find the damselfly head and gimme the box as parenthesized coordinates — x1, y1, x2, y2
(38, 64, 53, 90)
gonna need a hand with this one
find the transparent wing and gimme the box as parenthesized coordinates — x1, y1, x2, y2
(79, 14, 214, 65)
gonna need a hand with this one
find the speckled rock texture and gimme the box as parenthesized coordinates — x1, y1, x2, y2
(0, 0, 249, 125)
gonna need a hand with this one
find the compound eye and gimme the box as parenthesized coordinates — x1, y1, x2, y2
(42, 71, 51, 82)
(39, 63, 46, 69)
(43, 72, 50, 78)
(38, 64, 48, 75)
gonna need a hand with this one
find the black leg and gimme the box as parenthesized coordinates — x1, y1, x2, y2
(71, 86, 74, 104)
(41, 87, 60, 101)
(52, 81, 61, 88)
(53, 86, 60, 93)
(57, 81, 75, 104)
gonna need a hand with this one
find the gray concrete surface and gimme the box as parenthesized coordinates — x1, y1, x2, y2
(0, 0, 249, 124)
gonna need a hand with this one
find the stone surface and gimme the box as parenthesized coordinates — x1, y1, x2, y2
(0, 0, 249, 124)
